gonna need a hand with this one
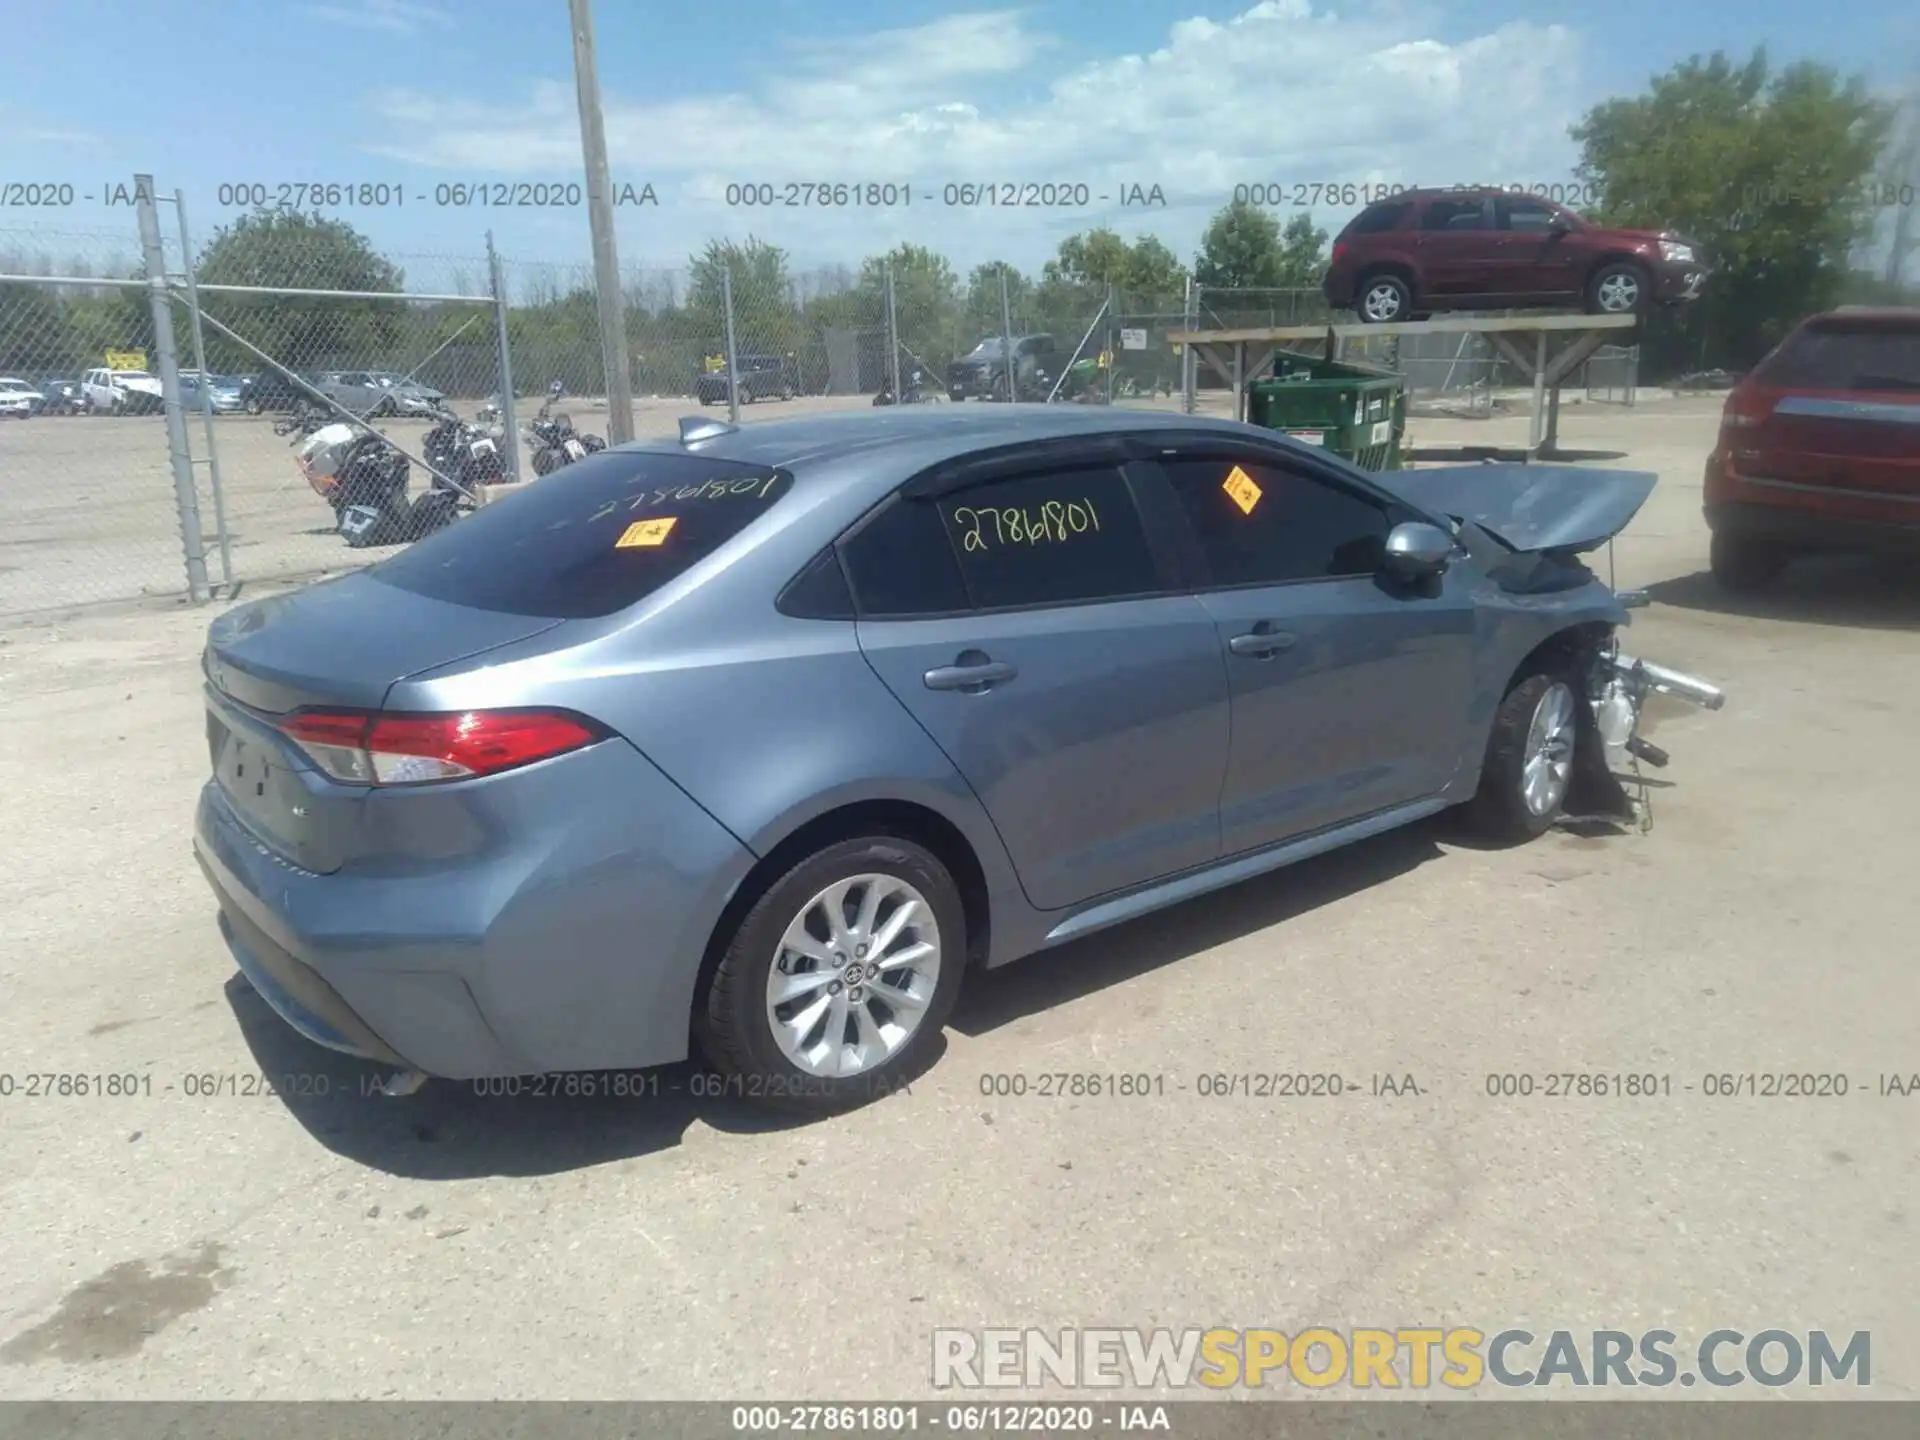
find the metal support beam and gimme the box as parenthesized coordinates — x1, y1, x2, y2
(1528, 330, 1549, 452)
(135, 175, 209, 605)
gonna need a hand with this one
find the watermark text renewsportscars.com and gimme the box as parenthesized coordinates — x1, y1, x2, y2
(933, 1327, 1871, 1391)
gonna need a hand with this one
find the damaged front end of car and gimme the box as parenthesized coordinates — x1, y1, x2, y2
(1381, 462, 1730, 830)
(1572, 605, 1727, 827)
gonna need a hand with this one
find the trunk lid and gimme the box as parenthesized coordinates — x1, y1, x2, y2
(1376, 464, 1657, 554)
(205, 570, 566, 714)
(202, 571, 567, 872)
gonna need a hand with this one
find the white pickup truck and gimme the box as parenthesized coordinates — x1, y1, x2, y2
(81, 367, 166, 415)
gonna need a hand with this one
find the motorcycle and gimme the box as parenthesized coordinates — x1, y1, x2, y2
(422, 405, 509, 492)
(278, 410, 465, 549)
(525, 396, 607, 476)
(873, 367, 935, 406)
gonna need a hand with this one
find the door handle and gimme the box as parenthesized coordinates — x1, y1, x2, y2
(1228, 626, 1297, 659)
(924, 652, 1018, 692)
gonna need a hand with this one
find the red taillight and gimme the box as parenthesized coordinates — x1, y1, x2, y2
(1331, 240, 1348, 264)
(1722, 384, 1774, 430)
(278, 708, 603, 786)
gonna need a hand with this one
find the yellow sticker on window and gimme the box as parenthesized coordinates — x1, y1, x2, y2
(1222, 465, 1263, 515)
(616, 516, 677, 548)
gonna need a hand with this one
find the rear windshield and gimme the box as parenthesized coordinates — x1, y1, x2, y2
(1755, 323, 1920, 390)
(369, 451, 795, 619)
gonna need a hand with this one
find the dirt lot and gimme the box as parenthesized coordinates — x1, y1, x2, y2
(1, 396, 1917, 1402)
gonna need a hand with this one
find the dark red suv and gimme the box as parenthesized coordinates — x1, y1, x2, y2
(1704, 308, 1920, 590)
(1322, 188, 1710, 324)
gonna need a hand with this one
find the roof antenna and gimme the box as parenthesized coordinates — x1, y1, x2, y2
(679, 416, 738, 446)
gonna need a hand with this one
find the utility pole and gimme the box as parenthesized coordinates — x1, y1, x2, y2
(567, 0, 633, 443)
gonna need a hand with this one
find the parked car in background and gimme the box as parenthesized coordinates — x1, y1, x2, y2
(34, 377, 84, 415)
(947, 334, 1057, 400)
(236, 369, 317, 415)
(0, 377, 47, 416)
(0, 389, 33, 420)
(81, 366, 165, 415)
(314, 370, 447, 418)
(180, 371, 247, 414)
(1323, 188, 1710, 324)
(1704, 306, 1920, 590)
(191, 406, 1723, 1114)
(695, 354, 798, 405)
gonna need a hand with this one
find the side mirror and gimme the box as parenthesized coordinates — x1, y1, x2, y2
(1381, 521, 1456, 581)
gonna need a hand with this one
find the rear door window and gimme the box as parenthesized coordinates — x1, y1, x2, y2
(368, 452, 794, 618)
(1347, 200, 1412, 234)
(938, 464, 1164, 610)
(1423, 197, 1491, 231)
(1755, 323, 1920, 390)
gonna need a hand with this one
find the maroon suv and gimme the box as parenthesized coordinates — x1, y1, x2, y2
(1322, 188, 1710, 324)
(1704, 307, 1920, 590)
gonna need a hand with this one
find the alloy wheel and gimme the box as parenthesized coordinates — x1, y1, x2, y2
(1521, 681, 1577, 816)
(1361, 282, 1404, 322)
(1595, 272, 1640, 312)
(764, 873, 943, 1079)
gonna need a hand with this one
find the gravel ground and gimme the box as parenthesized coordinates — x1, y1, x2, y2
(0, 395, 1916, 1403)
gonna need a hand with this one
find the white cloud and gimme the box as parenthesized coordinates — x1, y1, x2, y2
(361, 2, 1588, 271)
(306, 0, 452, 34)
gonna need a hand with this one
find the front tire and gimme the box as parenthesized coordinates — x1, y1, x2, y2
(698, 836, 965, 1115)
(1464, 672, 1580, 842)
(1587, 261, 1650, 316)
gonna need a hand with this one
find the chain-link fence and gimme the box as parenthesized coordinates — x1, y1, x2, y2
(0, 186, 1648, 620)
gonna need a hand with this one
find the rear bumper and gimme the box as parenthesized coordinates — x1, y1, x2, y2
(1706, 498, 1920, 555)
(191, 737, 759, 1079)
(1705, 447, 1920, 553)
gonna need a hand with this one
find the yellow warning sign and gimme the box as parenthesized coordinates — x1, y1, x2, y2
(1222, 465, 1263, 515)
(616, 517, 677, 548)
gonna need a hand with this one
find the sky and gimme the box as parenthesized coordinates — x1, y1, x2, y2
(0, 0, 1914, 296)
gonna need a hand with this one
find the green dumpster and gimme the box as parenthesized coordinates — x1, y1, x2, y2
(1245, 353, 1407, 470)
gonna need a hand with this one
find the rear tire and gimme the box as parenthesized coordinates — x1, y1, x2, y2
(1355, 272, 1413, 324)
(1463, 671, 1580, 843)
(697, 836, 965, 1115)
(1709, 530, 1788, 592)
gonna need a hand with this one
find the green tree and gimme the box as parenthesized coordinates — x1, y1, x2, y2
(1275, 213, 1330, 287)
(0, 282, 79, 372)
(688, 236, 797, 354)
(857, 243, 961, 362)
(1571, 48, 1894, 370)
(193, 209, 407, 372)
(963, 261, 1031, 342)
(1195, 200, 1288, 289)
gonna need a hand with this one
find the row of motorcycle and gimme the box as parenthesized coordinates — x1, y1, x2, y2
(276, 382, 606, 549)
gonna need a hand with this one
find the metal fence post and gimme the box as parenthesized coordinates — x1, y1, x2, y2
(721, 265, 742, 424)
(884, 263, 902, 400)
(999, 270, 1015, 402)
(171, 188, 233, 593)
(487, 231, 521, 480)
(1182, 279, 1197, 415)
(135, 175, 209, 604)
(1103, 283, 1115, 406)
